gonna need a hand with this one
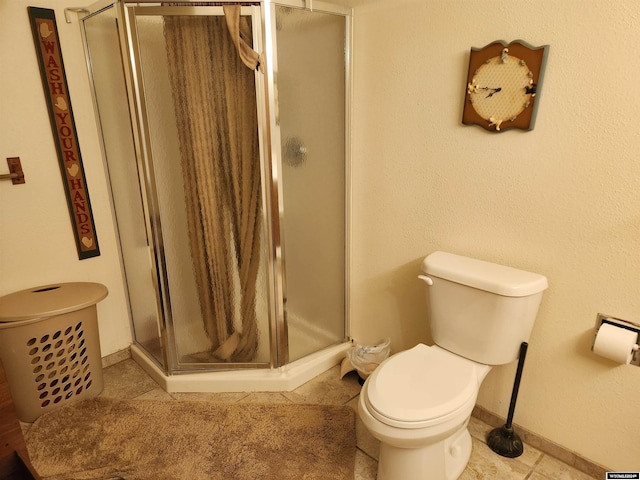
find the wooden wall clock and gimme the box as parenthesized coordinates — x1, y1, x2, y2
(462, 40, 549, 132)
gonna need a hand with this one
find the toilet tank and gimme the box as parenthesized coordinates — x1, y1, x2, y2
(421, 252, 548, 365)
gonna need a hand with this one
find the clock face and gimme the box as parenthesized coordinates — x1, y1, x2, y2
(467, 50, 534, 131)
(462, 41, 549, 133)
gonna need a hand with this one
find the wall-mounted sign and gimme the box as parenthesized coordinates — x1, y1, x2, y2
(28, 7, 100, 259)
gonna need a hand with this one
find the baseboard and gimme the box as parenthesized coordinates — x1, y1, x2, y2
(472, 405, 609, 478)
(101, 347, 131, 369)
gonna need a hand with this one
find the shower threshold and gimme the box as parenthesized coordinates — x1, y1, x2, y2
(131, 342, 351, 393)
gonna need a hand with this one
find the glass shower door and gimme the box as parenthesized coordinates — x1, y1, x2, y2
(127, 6, 272, 369)
(273, 6, 349, 361)
(83, 6, 167, 370)
(84, 4, 276, 372)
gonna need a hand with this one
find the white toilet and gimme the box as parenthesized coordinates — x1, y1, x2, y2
(358, 251, 548, 480)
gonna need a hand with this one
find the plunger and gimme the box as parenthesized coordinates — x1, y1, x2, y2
(487, 341, 528, 458)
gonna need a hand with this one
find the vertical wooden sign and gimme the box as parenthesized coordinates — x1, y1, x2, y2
(28, 7, 100, 259)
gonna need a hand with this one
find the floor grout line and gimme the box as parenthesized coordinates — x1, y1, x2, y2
(355, 446, 378, 463)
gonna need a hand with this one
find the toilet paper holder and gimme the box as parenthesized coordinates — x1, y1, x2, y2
(593, 313, 640, 366)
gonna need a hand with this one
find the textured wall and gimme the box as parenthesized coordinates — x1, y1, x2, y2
(0, 1, 131, 356)
(346, 0, 640, 471)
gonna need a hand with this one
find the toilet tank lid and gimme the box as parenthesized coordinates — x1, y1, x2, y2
(0, 283, 108, 323)
(422, 252, 548, 297)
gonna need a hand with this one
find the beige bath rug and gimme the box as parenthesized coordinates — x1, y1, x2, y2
(25, 397, 356, 480)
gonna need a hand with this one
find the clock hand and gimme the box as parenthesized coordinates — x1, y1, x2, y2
(480, 87, 502, 98)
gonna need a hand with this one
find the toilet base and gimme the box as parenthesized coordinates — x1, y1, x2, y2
(377, 426, 472, 480)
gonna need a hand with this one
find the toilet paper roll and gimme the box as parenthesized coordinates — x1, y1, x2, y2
(593, 323, 639, 364)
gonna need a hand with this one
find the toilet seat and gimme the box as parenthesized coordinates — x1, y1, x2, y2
(365, 344, 480, 428)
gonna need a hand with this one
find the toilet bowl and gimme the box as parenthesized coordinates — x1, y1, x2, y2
(357, 251, 548, 480)
(359, 344, 490, 480)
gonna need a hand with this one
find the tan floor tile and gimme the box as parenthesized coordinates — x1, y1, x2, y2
(469, 415, 493, 441)
(134, 387, 174, 401)
(347, 396, 380, 461)
(100, 358, 160, 399)
(170, 391, 249, 403)
(515, 443, 543, 468)
(238, 392, 292, 403)
(354, 449, 378, 480)
(460, 438, 532, 480)
(20, 421, 32, 437)
(529, 473, 554, 480)
(282, 365, 361, 405)
(534, 455, 600, 480)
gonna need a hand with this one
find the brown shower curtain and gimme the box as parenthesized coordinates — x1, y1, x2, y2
(164, 8, 261, 362)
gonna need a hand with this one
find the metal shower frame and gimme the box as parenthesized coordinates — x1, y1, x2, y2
(74, 0, 353, 374)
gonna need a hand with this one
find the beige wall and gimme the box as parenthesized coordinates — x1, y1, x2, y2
(2, 0, 640, 472)
(0, 0, 132, 355)
(345, 0, 640, 471)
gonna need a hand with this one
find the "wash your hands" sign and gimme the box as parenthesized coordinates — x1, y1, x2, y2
(28, 7, 100, 259)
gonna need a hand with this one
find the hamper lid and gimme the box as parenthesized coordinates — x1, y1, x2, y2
(0, 282, 108, 323)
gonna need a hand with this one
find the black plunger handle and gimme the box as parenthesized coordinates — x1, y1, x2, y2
(505, 342, 528, 429)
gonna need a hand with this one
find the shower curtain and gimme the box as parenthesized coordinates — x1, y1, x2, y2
(164, 7, 261, 362)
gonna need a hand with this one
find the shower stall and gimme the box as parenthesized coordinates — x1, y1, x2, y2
(77, 0, 351, 391)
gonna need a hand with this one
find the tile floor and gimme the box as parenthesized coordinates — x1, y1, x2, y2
(31, 358, 602, 480)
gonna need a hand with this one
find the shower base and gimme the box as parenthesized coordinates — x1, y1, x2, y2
(131, 341, 351, 393)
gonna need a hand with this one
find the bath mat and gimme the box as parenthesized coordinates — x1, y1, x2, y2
(25, 397, 356, 480)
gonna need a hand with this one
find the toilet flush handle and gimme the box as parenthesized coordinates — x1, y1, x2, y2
(417, 275, 433, 286)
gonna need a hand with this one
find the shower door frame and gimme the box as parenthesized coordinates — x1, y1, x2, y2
(124, 4, 276, 373)
(263, 1, 352, 364)
(78, 0, 352, 375)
